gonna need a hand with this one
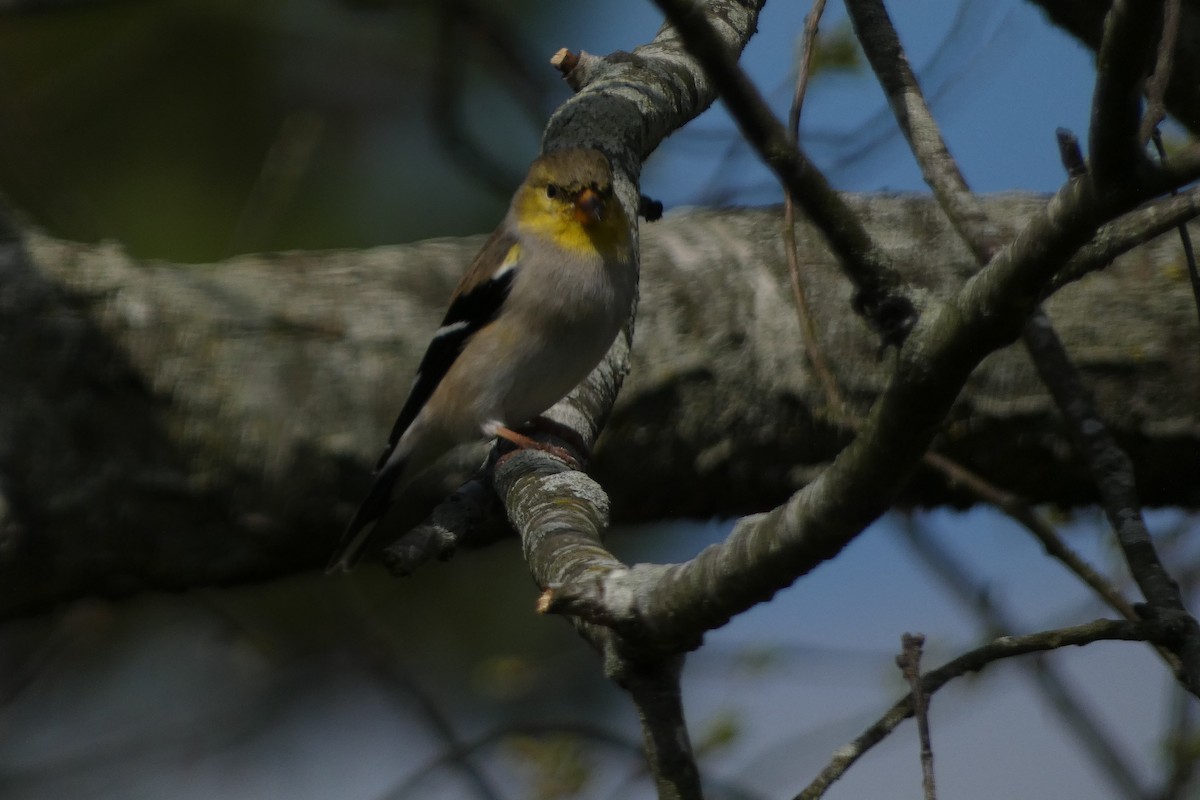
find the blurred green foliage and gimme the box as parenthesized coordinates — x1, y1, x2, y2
(0, 0, 553, 261)
(806, 20, 863, 76)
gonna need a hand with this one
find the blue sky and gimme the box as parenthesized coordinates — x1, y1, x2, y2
(545, 0, 1098, 204)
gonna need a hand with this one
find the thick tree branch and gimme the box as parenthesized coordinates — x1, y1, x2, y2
(466, 5, 766, 793)
(538, 0, 1200, 651)
(4, 195, 1199, 618)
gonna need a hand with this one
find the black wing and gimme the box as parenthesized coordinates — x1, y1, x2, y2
(375, 231, 520, 469)
(326, 232, 521, 571)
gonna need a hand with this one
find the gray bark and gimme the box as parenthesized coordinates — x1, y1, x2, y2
(1, 193, 1197, 618)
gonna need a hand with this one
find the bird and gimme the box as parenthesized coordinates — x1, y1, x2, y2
(327, 147, 637, 571)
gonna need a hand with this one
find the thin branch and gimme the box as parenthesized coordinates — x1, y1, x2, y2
(651, 0, 917, 347)
(1090, 0, 1163, 187)
(843, 0, 998, 261)
(794, 617, 1184, 800)
(1056, 128, 1089, 179)
(901, 521, 1152, 800)
(1024, 308, 1200, 694)
(380, 475, 501, 576)
(1139, 0, 1182, 145)
(1053, 185, 1200, 290)
(788, 0, 828, 135)
(818, 3, 1152, 663)
(782, 0, 844, 418)
(896, 633, 937, 800)
(544, 152, 1197, 648)
(1037, 124, 1200, 695)
(1150, 130, 1200, 330)
(920, 452, 1140, 622)
(492, 426, 704, 798)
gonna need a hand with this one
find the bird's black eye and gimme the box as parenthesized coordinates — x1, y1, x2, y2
(545, 184, 558, 199)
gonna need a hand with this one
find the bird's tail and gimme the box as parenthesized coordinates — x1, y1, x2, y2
(325, 456, 407, 573)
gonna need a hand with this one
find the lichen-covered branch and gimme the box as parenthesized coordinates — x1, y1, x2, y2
(538, 0, 1200, 653)
(4, 195, 1199, 618)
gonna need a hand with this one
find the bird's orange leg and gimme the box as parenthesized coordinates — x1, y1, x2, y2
(525, 415, 590, 456)
(493, 424, 581, 470)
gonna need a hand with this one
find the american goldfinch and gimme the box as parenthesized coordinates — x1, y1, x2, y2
(327, 148, 637, 571)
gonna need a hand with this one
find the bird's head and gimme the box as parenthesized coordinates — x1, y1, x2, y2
(515, 148, 629, 253)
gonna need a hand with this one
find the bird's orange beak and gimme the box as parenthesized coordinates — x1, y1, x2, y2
(573, 188, 605, 225)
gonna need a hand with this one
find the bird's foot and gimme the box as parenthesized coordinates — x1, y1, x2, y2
(493, 423, 583, 470)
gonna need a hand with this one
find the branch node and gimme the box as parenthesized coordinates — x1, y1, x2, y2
(549, 47, 599, 92)
(380, 523, 458, 576)
(536, 585, 556, 614)
(536, 569, 629, 626)
(1055, 127, 1088, 179)
(638, 194, 665, 221)
(853, 287, 917, 351)
(550, 47, 579, 74)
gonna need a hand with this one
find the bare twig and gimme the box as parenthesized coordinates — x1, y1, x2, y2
(794, 618, 1184, 800)
(843, 0, 996, 260)
(813, 4, 1151, 649)
(652, 0, 917, 348)
(1040, 132, 1200, 696)
(896, 633, 936, 800)
(920, 452, 1139, 622)
(783, 0, 844, 417)
(1140, 0, 1182, 145)
(380, 476, 501, 575)
(1056, 128, 1088, 179)
(536, 0, 1200, 690)
(789, 0, 829, 132)
(550, 47, 581, 79)
(1024, 309, 1200, 695)
(901, 521, 1152, 800)
(1150, 130, 1200, 330)
(1053, 184, 1200, 290)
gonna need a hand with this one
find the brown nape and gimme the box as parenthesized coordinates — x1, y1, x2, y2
(529, 148, 613, 193)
